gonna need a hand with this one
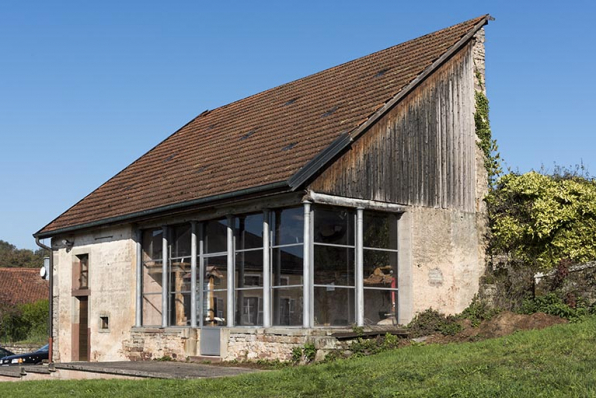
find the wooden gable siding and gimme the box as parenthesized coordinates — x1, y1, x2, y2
(308, 42, 477, 212)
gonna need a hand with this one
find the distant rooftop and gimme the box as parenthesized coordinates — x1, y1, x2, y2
(0, 268, 48, 307)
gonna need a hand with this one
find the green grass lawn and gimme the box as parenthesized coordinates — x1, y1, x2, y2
(4, 316, 596, 397)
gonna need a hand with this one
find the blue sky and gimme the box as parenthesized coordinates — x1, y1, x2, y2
(1, 1, 595, 250)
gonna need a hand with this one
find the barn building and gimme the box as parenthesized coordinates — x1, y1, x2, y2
(35, 15, 492, 362)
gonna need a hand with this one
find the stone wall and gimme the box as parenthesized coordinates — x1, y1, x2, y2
(535, 262, 596, 305)
(52, 225, 135, 362)
(120, 327, 352, 362)
(122, 328, 197, 361)
(2, 343, 39, 355)
(222, 328, 334, 362)
(408, 206, 485, 316)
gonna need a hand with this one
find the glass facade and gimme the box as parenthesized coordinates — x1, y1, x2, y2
(363, 211, 398, 325)
(139, 205, 399, 328)
(202, 219, 228, 327)
(141, 228, 163, 326)
(168, 224, 192, 326)
(271, 207, 304, 326)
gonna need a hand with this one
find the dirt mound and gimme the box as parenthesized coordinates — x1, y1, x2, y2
(428, 311, 567, 344)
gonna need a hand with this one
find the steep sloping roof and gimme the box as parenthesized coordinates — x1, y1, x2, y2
(0, 268, 48, 307)
(37, 15, 489, 237)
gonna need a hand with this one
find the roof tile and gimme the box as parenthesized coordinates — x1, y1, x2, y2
(38, 16, 487, 235)
(0, 268, 48, 307)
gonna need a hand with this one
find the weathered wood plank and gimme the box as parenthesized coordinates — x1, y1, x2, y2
(307, 44, 477, 212)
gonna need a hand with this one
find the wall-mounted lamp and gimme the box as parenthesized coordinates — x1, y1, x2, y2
(62, 239, 74, 252)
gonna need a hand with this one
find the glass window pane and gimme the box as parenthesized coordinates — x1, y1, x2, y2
(202, 255, 228, 290)
(364, 289, 397, 325)
(235, 251, 263, 288)
(169, 263, 191, 293)
(171, 224, 191, 258)
(235, 213, 264, 250)
(363, 211, 398, 250)
(143, 262, 163, 293)
(142, 229, 163, 261)
(313, 287, 355, 326)
(235, 293, 263, 326)
(272, 207, 304, 246)
(169, 292, 191, 326)
(363, 250, 397, 289)
(314, 206, 354, 246)
(142, 294, 162, 326)
(273, 287, 303, 326)
(314, 245, 354, 286)
(78, 254, 89, 289)
(205, 219, 228, 254)
(203, 290, 227, 326)
(272, 246, 303, 287)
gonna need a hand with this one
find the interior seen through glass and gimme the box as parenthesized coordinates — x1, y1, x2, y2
(140, 206, 398, 327)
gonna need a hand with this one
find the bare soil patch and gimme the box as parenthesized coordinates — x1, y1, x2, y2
(427, 311, 567, 344)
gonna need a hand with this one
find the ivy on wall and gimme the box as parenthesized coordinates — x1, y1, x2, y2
(474, 91, 501, 186)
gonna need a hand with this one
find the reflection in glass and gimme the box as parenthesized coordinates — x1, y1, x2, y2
(273, 287, 303, 326)
(142, 229, 163, 261)
(314, 206, 354, 246)
(363, 212, 397, 250)
(272, 246, 303, 287)
(171, 224, 191, 258)
(235, 251, 263, 288)
(272, 207, 304, 245)
(313, 287, 355, 326)
(235, 213, 264, 250)
(235, 295, 263, 326)
(313, 245, 354, 286)
(204, 219, 227, 254)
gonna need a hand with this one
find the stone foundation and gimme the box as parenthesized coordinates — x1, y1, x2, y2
(120, 326, 409, 362)
(123, 328, 197, 361)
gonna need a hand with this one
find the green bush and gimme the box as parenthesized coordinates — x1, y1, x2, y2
(487, 171, 596, 270)
(1, 299, 48, 343)
(349, 333, 401, 357)
(407, 309, 462, 337)
(519, 293, 589, 322)
(461, 297, 501, 327)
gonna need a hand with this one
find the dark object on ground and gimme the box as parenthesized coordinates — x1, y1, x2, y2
(0, 344, 48, 366)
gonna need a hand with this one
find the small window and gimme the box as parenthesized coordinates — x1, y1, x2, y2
(99, 316, 109, 331)
(78, 254, 89, 289)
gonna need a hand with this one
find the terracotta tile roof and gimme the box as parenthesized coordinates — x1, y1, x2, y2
(0, 268, 48, 307)
(37, 15, 488, 236)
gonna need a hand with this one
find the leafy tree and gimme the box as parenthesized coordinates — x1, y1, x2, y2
(487, 171, 596, 270)
(0, 239, 45, 268)
(1, 300, 48, 343)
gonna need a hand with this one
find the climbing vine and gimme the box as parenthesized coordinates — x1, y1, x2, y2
(474, 91, 501, 186)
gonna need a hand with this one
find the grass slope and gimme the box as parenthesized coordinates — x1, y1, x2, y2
(4, 316, 596, 397)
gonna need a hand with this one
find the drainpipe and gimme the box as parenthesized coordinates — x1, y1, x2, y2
(35, 236, 54, 365)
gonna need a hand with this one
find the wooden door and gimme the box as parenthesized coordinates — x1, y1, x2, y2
(78, 297, 89, 361)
